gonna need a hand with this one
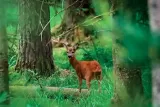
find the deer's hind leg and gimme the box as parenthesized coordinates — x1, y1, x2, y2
(86, 77, 91, 91)
(78, 77, 82, 93)
(97, 73, 102, 92)
(98, 79, 101, 93)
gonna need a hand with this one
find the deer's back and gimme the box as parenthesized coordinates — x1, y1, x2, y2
(77, 60, 101, 80)
(79, 60, 101, 71)
(75, 60, 101, 77)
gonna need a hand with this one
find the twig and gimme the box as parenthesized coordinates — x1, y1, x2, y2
(39, 0, 45, 41)
(56, 10, 115, 38)
(39, 0, 79, 36)
(82, 10, 115, 25)
(7, 33, 17, 36)
(35, 0, 60, 6)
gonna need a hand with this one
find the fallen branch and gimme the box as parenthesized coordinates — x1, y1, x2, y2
(10, 86, 89, 98)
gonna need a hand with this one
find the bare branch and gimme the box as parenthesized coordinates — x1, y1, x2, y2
(39, 0, 79, 37)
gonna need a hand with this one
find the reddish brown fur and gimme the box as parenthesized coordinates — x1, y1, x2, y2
(65, 46, 102, 92)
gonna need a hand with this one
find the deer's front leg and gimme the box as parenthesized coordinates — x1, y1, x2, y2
(98, 80, 101, 93)
(78, 77, 82, 93)
(86, 78, 91, 91)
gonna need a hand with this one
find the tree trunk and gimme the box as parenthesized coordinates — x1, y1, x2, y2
(15, 0, 54, 76)
(0, 2, 9, 105)
(52, 0, 93, 45)
(112, 38, 144, 103)
(61, 0, 91, 29)
(111, 0, 150, 105)
(148, 0, 160, 107)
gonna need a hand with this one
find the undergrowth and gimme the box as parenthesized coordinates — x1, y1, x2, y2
(8, 43, 115, 107)
(8, 45, 151, 107)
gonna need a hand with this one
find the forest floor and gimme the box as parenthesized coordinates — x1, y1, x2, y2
(8, 46, 114, 107)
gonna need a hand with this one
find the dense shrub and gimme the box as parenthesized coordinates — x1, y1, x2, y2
(82, 46, 112, 67)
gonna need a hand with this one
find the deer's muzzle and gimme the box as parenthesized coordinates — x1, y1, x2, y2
(67, 53, 73, 58)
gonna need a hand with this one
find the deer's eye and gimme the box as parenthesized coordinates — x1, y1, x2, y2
(72, 52, 74, 53)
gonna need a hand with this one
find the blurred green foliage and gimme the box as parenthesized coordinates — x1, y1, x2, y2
(82, 46, 112, 67)
(0, 92, 8, 104)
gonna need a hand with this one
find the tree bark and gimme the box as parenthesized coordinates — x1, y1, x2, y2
(0, 2, 9, 105)
(61, 0, 92, 29)
(148, 0, 160, 107)
(111, 0, 150, 105)
(15, 0, 54, 76)
(52, 0, 94, 45)
(112, 37, 145, 103)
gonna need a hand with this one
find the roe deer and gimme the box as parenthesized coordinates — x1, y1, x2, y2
(63, 43, 102, 92)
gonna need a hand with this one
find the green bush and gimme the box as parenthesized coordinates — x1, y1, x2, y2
(82, 46, 112, 67)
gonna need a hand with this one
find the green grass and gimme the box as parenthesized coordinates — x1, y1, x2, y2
(9, 68, 113, 107)
(9, 71, 113, 107)
(10, 98, 73, 107)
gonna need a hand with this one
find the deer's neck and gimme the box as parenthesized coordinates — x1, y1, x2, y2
(69, 56, 79, 69)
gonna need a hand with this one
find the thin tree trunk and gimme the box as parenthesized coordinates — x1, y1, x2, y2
(15, 0, 54, 76)
(112, 37, 144, 103)
(148, 0, 160, 107)
(52, 0, 93, 44)
(0, 2, 9, 105)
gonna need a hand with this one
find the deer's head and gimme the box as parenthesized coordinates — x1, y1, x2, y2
(63, 43, 79, 59)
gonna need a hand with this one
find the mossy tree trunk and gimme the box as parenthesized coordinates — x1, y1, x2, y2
(148, 0, 160, 107)
(111, 0, 150, 105)
(53, 0, 93, 44)
(0, 2, 9, 105)
(15, 0, 54, 76)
